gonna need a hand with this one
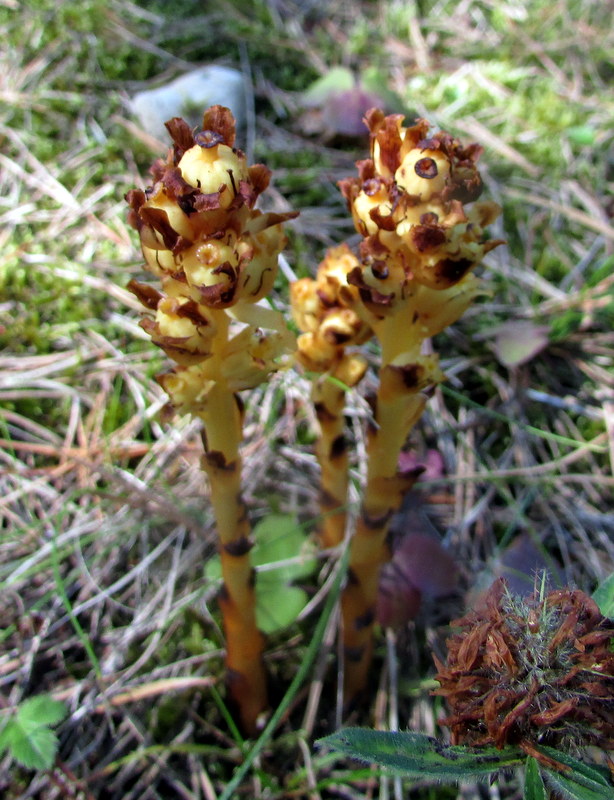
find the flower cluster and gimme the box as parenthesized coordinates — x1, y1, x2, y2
(332, 109, 504, 397)
(126, 105, 298, 415)
(291, 243, 371, 380)
(433, 580, 614, 759)
(339, 109, 502, 300)
(290, 244, 372, 547)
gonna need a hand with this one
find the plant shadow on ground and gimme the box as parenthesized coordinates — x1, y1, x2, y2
(1, 0, 612, 797)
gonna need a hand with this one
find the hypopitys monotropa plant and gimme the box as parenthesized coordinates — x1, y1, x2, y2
(291, 243, 372, 549)
(126, 106, 297, 735)
(333, 109, 504, 703)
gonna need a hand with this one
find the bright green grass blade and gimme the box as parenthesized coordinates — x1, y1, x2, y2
(524, 757, 546, 800)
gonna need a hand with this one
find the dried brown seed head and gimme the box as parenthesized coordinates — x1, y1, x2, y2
(433, 579, 614, 760)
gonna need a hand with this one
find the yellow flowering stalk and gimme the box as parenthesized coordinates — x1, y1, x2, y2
(126, 106, 297, 734)
(291, 244, 372, 548)
(337, 109, 504, 703)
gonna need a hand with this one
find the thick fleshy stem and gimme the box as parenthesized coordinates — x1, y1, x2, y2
(156, 307, 272, 735)
(126, 106, 298, 735)
(312, 375, 349, 549)
(312, 356, 367, 548)
(198, 383, 267, 734)
(335, 109, 503, 706)
(341, 328, 433, 703)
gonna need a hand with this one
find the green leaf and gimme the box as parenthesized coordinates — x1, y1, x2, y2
(206, 516, 317, 586)
(205, 515, 317, 633)
(302, 67, 355, 106)
(543, 769, 614, 800)
(7, 721, 60, 771)
(17, 696, 67, 728)
(592, 572, 614, 618)
(524, 757, 546, 800)
(252, 516, 316, 632)
(0, 696, 67, 770)
(317, 729, 524, 781)
(256, 582, 309, 634)
(0, 719, 17, 753)
(532, 747, 612, 788)
(251, 515, 317, 582)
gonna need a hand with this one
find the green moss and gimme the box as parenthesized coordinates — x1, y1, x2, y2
(8, 0, 158, 85)
(142, 0, 317, 93)
(534, 252, 568, 284)
(402, 59, 609, 182)
(0, 263, 106, 351)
